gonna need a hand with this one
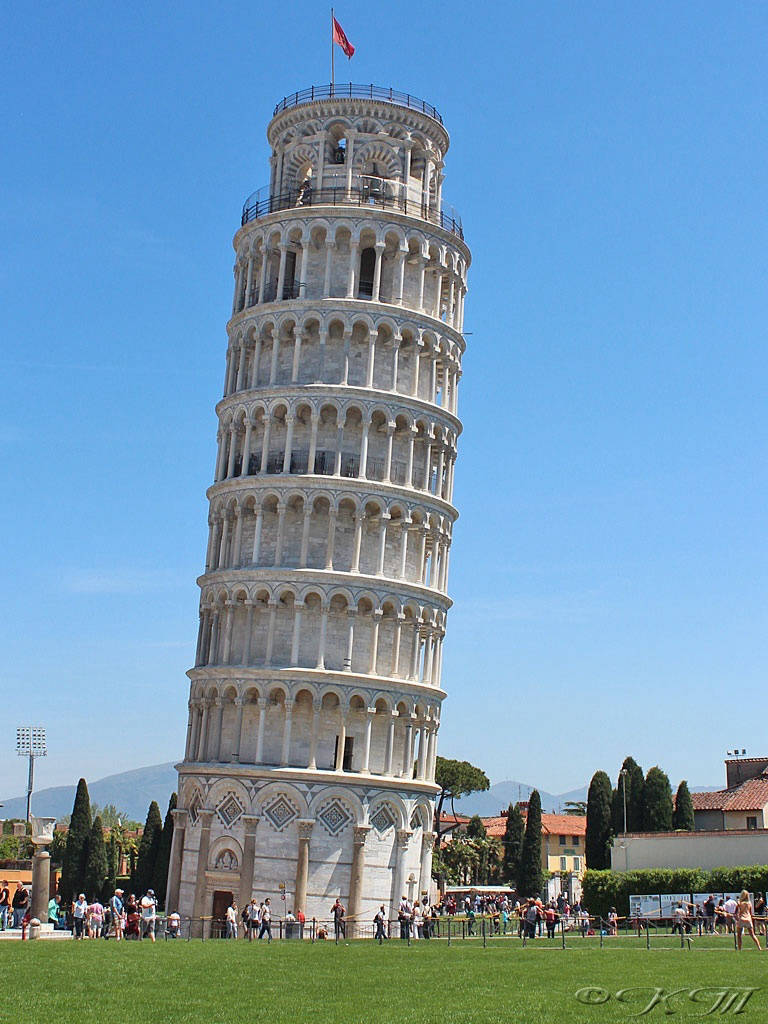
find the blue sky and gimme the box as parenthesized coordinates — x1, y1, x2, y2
(3, 1, 768, 802)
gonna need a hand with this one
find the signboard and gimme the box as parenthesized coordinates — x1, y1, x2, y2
(629, 895, 661, 919)
(279, 881, 286, 901)
(692, 892, 723, 913)
(659, 894, 690, 919)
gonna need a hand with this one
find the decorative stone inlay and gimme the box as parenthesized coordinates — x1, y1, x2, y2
(214, 849, 239, 870)
(409, 811, 422, 832)
(263, 794, 299, 832)
(216, 792, 245, 828)
(187, 792, 202, 825)
(317, 799, 352, 836)
(371, 804, 396, 835)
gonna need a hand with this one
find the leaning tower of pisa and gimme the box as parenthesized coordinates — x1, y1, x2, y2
(166, 84, 469, 932)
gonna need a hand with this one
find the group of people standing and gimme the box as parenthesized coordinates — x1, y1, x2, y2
(68, 888, 159, 941)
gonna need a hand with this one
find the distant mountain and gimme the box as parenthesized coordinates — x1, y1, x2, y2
(1, 763, 722, 824)
(454, 780, 589, 817)
(454, 780, 721, 818)
(0, 762, 180, 822)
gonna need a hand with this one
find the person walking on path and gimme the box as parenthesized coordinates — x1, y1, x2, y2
(11, 882, 29, 929)
(258, 898, 273, 941)
(140, 889, 157, 943)
(374, 905, 387, 943)
(331, 897, 346, 940)
(735, 891, 761, 951)
(73, 894, 88, 939)
(225, 901, 238, 939)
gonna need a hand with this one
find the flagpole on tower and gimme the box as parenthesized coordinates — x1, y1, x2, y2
(331, 8, 335, 91)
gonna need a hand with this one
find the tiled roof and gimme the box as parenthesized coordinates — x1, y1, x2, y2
(692, 778, 768, 813)
(439, 812, 587, 838)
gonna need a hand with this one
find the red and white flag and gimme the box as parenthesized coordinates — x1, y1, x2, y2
(332, 15, 355, 59)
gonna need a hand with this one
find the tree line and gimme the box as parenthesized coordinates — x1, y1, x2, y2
(585, 757, 695, 869)
(57, 778, 177, 909)
(432, 756, 547, 896)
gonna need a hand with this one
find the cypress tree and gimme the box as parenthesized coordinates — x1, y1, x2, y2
(673, 779, 695, 831)
(517, 790, 544, 897)
(502, 803, 525, 883)
(623, 757, 646, 832)
(134, 801, 163, 896)
(83, 817, 108, 900)
(152, 792, 177, 908)
(642, 766, 674, 832)
(586, 771, 613, 869)
(60, 778, 91, 907)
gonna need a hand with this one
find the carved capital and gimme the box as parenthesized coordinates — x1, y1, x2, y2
(297, 818, 315, 841)
(353, 825, 371, 847)
(396, 828, 412, 850)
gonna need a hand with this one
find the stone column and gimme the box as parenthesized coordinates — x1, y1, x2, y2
(274, 502, 287, 565)
(308, 700, 321, 769)
(165, 808, 187, 913)
(391, 616, 403, 676)
(307, 413, 319, 471)
(362, 708, 375, 772)
(347, 240, 359, 298)
(323, 241, 334, 296)
(260, 415, 272, 472)
(281, 699, 294, 766)
(250, 335, 262, 387)
(299, 507, 312, 567)
(31, 847, 50, 924)
(384, 711, 396, 775)
(392, 829, 412, 906)
(290, 602, 304, 665)
(344, 610, 356, 670)
(291, 333, 303, 383)
(358, 415, 370, 477)
(369, 610, 381, 674)
(239, 815, 260, 909)
(265, 601, 277, 666)
(231, 696, 246, 763)
(221, 605, 234, 664)
(336, 709, 347, 771)
(372, 241, 385, 302)
(251, 508, 263, 564)
(351, 510, 364, 571)
(419, 832, 436, 901)
(365, 331, 376, 387)
(191, 809, 214, 937)
(213, 697, 225, 762)
(255, 696, 267, 763)
(240, 422, 252, 477)
(325, 509, 337, 569)
(402, 717, 414, 778)
(347, 826, 370, 938)
(316, 606, 328, 669)
(282, 416, 295, 473)
(197, 699, 211, 760)
(294, 819, 314, 917)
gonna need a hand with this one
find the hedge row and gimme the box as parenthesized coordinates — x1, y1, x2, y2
(583, 866, 768, 919)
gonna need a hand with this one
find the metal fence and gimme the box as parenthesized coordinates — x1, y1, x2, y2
(272, 84, 443, 124)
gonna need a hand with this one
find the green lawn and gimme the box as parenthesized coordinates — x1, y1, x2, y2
(6, 934, 766, 1023)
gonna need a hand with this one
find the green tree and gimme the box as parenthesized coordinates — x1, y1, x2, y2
(642, 766, 674, 832)
(673, 779, 695, 831)
(586, 771, 613, 869)
(613, 757, 645, 833)
(105, 831, 119, 898)
(501, 803, 525, 883)
(60, 778, 91, 907)
(152, 792, 177, 908)
(83, 817, 108, 900)
(517, 790, 544, 897)
(434, 758, 490, 842)
(466, 815, 486, 839)
(134, 801, 163, 896)
(563, 800, 587, 816)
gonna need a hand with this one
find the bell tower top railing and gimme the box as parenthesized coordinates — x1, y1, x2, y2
(272, 83, 444, 125)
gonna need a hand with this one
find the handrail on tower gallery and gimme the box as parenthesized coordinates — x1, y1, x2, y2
(241, 182, 463, 240)
(272, 83, 443, 125)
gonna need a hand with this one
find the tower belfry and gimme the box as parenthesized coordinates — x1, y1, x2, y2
(168, 84, 470, 930)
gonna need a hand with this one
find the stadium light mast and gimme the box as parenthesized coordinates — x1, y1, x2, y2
(16, 726, 46, 822)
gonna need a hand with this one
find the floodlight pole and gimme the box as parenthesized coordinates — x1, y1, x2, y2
(17, 727, 47, 823)
(620, 768, 628, 835)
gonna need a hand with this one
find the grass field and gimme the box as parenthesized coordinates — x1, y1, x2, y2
(5, 934, 767, 1023)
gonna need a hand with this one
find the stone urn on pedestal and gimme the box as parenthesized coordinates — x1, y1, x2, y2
(29, 817, 57, 936)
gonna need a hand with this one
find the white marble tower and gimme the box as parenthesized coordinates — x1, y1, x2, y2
(167, 84, 470, 932)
